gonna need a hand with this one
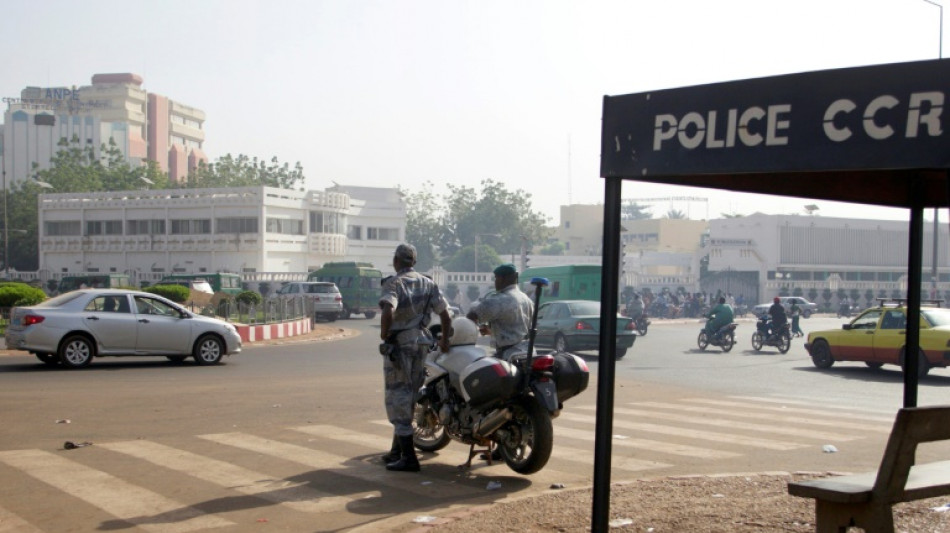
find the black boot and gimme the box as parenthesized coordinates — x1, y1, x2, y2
(381, 434, 400, 464)
(386, 435, 420, 472)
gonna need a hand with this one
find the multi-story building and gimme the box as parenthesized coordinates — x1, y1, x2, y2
(36, 185, 406, 286)
(2, 73, 206, 186)
(328, 184, 407, 272)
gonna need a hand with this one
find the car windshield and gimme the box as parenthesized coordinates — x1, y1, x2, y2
(34, 292, 86, 308)
(567, 301, 600, 316)
(922, 308, 950, 327)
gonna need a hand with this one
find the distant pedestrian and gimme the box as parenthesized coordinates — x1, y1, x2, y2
(790, 301, 804, 337)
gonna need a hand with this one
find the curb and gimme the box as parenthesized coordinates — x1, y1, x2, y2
(234, 317, 312, 343)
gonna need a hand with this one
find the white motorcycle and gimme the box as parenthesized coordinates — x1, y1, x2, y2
(412, 278, 589, 474)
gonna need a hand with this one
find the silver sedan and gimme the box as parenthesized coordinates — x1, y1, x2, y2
(5, 289, 242, 369)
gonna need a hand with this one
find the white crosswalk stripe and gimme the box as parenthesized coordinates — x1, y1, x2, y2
(0, 449, 233, 532)
(197, 432, 477, 499)
(0, 505, 42, 533)
(554, 425, 739, 459)
(722, 396, 896, 420)
(99, 440, 379, 513)
(634, 401, 889, 433)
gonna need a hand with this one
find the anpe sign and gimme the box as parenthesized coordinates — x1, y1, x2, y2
(601, 59, 950, 178)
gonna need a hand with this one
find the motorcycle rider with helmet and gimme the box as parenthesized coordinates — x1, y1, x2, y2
(466, 263, 534, 360)
(704, 296, 734, 339)
(379, 243, 453, 472)
(768, 296, 789, 341)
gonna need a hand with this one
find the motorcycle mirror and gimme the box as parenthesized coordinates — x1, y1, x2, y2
(530, 277, 550, 287)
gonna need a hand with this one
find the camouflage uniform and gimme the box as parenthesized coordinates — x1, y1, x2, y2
(379, 268, 448, 437)
(469, 284, 533, 359)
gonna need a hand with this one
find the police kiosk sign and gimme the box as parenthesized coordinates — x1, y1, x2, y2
(601, 59, 950, 179)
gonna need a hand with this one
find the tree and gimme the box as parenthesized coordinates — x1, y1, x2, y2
(621, 201, 652, 220)
(402, 184, 443, 271)
(540, 242, 565, 256)
(444, 244, 501, 273)
(665, 209, 687, 219)
(187, 154, 305, 189)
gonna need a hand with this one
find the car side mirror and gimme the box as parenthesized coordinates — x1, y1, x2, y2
(842, 324, 852, 330)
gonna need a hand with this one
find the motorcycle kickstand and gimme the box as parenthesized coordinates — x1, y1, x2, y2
(458, 443, 494, 470)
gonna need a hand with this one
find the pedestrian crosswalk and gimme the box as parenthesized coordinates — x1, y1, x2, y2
(0, 394, 895, 532)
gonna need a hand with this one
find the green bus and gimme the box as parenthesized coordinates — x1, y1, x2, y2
(58, 274, 131, 293)
(308, 261, 382, 319)
(520, 264, 602, 304)
(157, 273, 243, 296)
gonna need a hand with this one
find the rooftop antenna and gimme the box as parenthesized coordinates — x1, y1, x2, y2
(804, 204, 819, 216)
(567, 134, 573, 205)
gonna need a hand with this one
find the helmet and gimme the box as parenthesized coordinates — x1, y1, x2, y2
(773, 297, 781, 303)
(449, 317, 479, 346)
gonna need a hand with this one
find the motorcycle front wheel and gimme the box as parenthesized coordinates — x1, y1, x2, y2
(412, 403, 451, 452)
(697, 331, 709, 350)
(636, 320, 648, 336)
(499, 397, 553, 475)
(751, 331, 764, 351)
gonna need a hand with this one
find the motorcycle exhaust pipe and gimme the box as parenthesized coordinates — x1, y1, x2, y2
(473, 408, 512, 438)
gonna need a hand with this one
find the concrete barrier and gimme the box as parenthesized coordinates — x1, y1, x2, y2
(235, 318, 312, 343)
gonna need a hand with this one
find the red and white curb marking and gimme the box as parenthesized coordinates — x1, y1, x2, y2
(235, 318, 312, 343)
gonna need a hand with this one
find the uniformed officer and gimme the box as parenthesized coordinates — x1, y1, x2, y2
(466, 262, 534, 360)
(378, 243, 452, 472)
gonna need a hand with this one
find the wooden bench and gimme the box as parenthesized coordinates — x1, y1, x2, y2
(788, 405, 950, 533)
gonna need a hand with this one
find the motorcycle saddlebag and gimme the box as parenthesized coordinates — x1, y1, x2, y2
(552, 351, 590, 402)
(459, 358, 519, 409)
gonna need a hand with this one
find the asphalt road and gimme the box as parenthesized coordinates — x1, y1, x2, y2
(0, 315, 947, 532)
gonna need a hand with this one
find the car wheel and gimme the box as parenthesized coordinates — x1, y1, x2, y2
(326, 313, 337, 323)
(34, 352, 59, 366)
(751, 331, 763, 351)
(193, 335, 224, 365)
(364, 311, 376, 319)
(865, 361, 884, 369)
(339, 305, 350, 320)
(900, 348, 929, 378)
(59, 335, 94, 369)
(810, 339, 834, 369)
(554, 333, 569, 353)
(615, 348, 627, 360)
(803, 310, 812, 319)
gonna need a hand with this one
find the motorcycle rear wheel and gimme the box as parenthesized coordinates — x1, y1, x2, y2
(499, 397, 553, 475)
(636, 319, 648, 336)
(412, 403, 451, 452)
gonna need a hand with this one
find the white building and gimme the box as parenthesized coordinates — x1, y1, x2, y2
(36, 185, 406, 286)
(328, 184, 407, 272)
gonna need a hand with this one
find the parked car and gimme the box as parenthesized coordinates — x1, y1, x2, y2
(534, 300, 637, 359)
(275, 281, 343, 322)
(752, 296, 818, 318)
(804, 299, 950, 377)
(5, 289, 242, 369)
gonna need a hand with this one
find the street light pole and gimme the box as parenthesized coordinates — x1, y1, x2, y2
(924, 0, 943, 299)
(2, 169, 7, 280)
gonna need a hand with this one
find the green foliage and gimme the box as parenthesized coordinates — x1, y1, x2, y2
(187, 154, 304, 189)
(444, 244, 501, 273)
(236, 290, 262, 306)
(146, 284, 191, 303)
(0, 282, 46, 307)
(403, 179, 552, 271)
(540, 242, 565, 256)
(620, 201, 652, 220)
(665, 209, 687, 219)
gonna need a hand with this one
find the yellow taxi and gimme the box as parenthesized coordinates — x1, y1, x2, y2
(804, 299, 950, 377)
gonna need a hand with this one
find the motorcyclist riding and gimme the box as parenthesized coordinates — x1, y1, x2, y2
(768, 297, 788, 340)
(627, 293, 644, 320)
(704, 296, 734, 338)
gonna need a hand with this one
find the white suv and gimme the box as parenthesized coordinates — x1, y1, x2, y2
(276, 282, 343, 322)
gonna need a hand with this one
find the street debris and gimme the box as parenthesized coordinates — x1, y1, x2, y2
(608, 518, 634, 528)
(486, 481, 502, 491)
(822, 444, 838, 453)
(931, 503, 950, 512)
(63, 441, 93, 450)
(550, 483, 566, 489)
(55, 419, 71, 424)
(412, 516, 437, 523)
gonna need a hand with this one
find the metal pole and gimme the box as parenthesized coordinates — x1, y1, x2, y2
(3, 169, 7, 280)
(924, 0, 943, 300)
(905, 177, 925, 408)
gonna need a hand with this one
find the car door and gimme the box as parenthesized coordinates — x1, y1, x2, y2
(133, 295, 192, 354)
(873, 309, 906, 364)
(535, 303, 558, 347)
(835, 310, 882, 361)
(81, 294, 138, 353)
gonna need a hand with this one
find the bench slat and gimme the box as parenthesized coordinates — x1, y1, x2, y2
(788, 473, 875, 503)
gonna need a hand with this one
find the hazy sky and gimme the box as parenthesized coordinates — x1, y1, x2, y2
(2, 0, 945, 224)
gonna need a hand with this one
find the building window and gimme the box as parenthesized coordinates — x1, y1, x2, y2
(127, 219, 166, 235)
(367, 227, 399, 241)
(310, 211, 344, 234)
(105, 221, 123, 235)
(347, 225, 363, 240)
(45, 221, 81, 236)
(216, 217, 258, 234)
(170, 219, 211, 235)
(265, 217, 303, 235)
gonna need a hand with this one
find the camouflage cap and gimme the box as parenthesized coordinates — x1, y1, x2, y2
(394, 243, 417, 263)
